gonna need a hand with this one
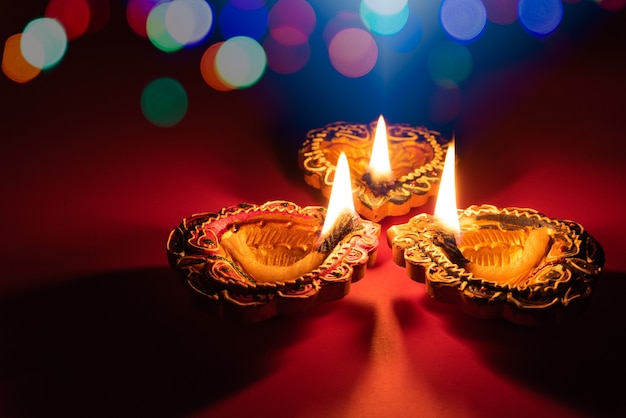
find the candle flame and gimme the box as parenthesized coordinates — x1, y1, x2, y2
(434, 141, 460, 236)
(321, 152, 356, 237)
(367, 114, 393, 183)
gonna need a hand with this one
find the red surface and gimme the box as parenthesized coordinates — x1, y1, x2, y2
(1, 3, 626, 418)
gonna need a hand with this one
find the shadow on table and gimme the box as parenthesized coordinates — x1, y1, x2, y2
(0, 267, 374, 418)
(417, 269, 626, 417)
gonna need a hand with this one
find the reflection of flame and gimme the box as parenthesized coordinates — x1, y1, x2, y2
(322, 152, 356, 237)
(434, 141, 460, 236)
(367, 114, 393, 183)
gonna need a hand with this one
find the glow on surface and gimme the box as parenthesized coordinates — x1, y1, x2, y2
(440, 0, 487, 42)
(328, 28, 378, 78)
(367, 115, 393, 183)
(219, 0, 268, 41)
(2, 34, 41, 83)
(268, 0, 316, 46)
(200, 42, 234, 91)
(360, 0, 409, 36)
(215, 36, 266, 89)
(321, 152, 356, 238)
(165, 0, 213, 46)
(263, 35, 310, 74)
(140, 77, 188, 127)
(45, 0, 91, 40)
(21, 18, 68, 70)
(518, 0, 563, 36)
(147, 2, 183, 52)
(434, 141, 460, 235)
(427, 41, 472, 86)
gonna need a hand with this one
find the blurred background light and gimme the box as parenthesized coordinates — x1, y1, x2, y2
(2, 34, 42, 83)
(147, 2, 184, 52)
(328, 27, 378, 78)
(21, 17, 68, 70)
(140, 77, 189, 127)
(268, 0, 316, 46)
(165, 0, 213, 46)
(200, 42, 234, 91)
(518, 0, 563, 36)
(440, 0, 487, 42)
(215, 36, 267, 88)
(360, 0, 409, 36)
(45, 0, 91, 40)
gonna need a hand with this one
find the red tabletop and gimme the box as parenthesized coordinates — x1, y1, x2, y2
(1, 2, 625, 418)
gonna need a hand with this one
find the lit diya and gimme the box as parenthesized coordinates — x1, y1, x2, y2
(387, 143, 605, 326)
(298, 115, 451, 221)
(166, 153, 380, 323)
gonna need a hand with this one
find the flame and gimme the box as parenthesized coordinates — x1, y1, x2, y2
(434, 141, 460, 236)
(367, 114, 393, 183)
(321, 152, 356, 237)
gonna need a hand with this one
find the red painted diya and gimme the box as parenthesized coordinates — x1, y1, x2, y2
(298, 120, 451, 222)
(166, 200, 380, 323)
(387, 204, 605, 326)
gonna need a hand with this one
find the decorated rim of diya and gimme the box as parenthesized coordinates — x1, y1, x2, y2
(387, 204, 605, 326)
(297, 120, 451, 221)
(166, 200, 380, 323)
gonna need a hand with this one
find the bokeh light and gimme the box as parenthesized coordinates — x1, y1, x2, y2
(2, 34, 41, 83)
(215, 36, 267, 88)
(323, 11, 363, 48)
(127, 0, 161, 38)
(482, 0, 518, 25)
(219, 0, 268, 41)
(360, 0, 410, 36)
(440, 0, 487, 42)
(427, 40, 473, 86)
(378, 9, 423, 53)
(147, 2, 184, 53)
(21, 18, 68, 70)
(518, 0, 563, 36)
(165, 0, 213, 46)
(268, 0, 316, 46)
(45, 0, 91, 40)
(328, 27, 378, 78)
(264, 35, 311, 74)
(200, 42, 234, 91)
(140, 77, 189, 127)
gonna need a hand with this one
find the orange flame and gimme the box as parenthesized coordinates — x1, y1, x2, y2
(321, 152, 356, 237)
(367, 114, 393, 183)
(434, 141, 460, 236)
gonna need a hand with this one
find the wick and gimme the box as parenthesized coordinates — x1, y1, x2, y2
(317, 212, 359, 253)
(362, 171, 395, 196)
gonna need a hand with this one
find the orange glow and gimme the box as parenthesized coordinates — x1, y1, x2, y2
(2, 34, 41, 83)
(434, 141, 460, 236)
(321, 152, 356, 237)
(367, 114, 393, 183)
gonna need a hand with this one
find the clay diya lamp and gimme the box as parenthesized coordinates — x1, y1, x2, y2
(166, 154, 380, 323)
(387, 144, 605, 326)
(298, 115, 452, 221)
